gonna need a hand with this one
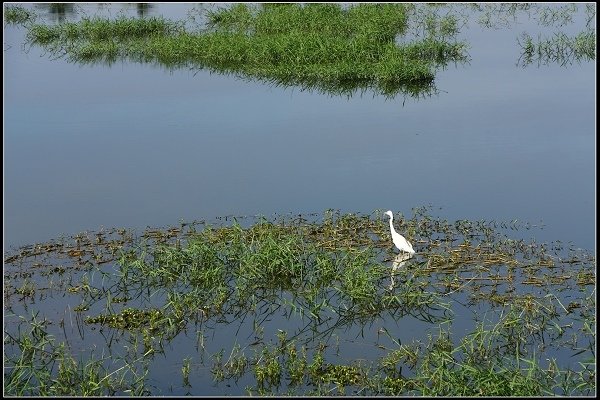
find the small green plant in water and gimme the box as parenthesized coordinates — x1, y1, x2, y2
(4, 5, 35, 25)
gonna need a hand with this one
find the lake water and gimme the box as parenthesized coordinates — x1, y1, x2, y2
(3, 3, 596, 396)
(4, 3, 595, 253)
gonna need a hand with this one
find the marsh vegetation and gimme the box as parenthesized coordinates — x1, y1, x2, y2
(6, 3, 466, 98)
(4, 209, 596, 395)
(4, 3, 595, 98)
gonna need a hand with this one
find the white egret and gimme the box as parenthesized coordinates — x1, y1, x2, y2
(384, 210, 415, 255)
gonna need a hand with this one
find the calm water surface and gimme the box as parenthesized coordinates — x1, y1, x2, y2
(4, 3, 595, 252)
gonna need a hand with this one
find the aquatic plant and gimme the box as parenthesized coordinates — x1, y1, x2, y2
(14, 3, 468, 99)
(517, 30, 596, 67)
(4, 5, 35, 25)
(4, 209, 595, 395)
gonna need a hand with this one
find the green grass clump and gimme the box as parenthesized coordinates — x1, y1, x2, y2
(115, 219, 390, 315)
(207, 3, 408, 43)
(65, 16, 181, 41)
(372, 313, 596, 396)
(227, 313, 595, 396)
(26, 15, 181, 44)
(4, 319, 147, 396)
(20, 3, 468, 98)
(175, 3, 464, 90)
(4, 5, 35, 25)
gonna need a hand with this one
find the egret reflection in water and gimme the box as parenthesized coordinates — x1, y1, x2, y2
(388, 251, 414, 290)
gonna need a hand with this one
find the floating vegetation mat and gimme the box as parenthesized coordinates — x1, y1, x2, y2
(4, 209, 596, 396)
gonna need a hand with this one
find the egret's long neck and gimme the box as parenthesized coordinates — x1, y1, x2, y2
(388, 216, 395, 234)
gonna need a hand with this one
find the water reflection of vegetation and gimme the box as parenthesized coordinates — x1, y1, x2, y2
(35, 3, 77, 23)
(4, 209, 596, 395)
(472, 3, 596, 67)
(135, 3, 154, 18)
(517, 30, 595, 67)
(474, 3, 595, 29)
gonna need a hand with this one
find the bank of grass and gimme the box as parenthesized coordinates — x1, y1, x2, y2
(17, 3, 467, 97)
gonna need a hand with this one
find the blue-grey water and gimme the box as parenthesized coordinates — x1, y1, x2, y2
(4, 3, 595, 252)
(3, 3, 596, 396)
